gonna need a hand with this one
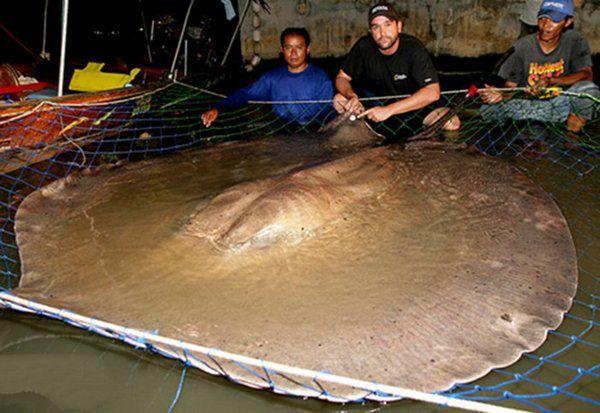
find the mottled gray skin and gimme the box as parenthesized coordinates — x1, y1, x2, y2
(185, 145, 395, 251)
(184, 116, 391, 251)
(183, 119, 454, 252)
(13, 117, 578, 399)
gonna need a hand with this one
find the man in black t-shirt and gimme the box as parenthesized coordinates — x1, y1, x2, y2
(333, 2, 443, 127)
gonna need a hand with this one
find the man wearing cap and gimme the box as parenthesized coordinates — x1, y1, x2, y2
(519, 0, 584, 37)
(333, 2, 442, 127)
(480, 0, 598, 132)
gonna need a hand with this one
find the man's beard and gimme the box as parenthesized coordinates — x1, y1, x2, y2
(376, 35, 398, 51)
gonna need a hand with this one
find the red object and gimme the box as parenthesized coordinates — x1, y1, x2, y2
(468, 84, 479, 98)
(0, 82, 166, 174)
(0, 82, 53, 96)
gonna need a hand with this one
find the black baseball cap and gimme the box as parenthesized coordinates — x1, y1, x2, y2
(368, 2, 400, 24)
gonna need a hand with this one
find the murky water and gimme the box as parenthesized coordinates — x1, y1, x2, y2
(1, 133, 597, 412)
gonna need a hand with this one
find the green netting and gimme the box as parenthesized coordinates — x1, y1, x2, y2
(0, 80, 598, 412)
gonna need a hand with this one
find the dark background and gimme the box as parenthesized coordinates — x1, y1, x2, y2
(1, 0, 598, 91)
(2, 0, 242, 80)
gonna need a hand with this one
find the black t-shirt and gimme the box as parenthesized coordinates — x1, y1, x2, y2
(341, 34, 439, 97)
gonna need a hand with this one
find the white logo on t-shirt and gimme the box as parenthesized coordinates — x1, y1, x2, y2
(393, 74, 407, 81)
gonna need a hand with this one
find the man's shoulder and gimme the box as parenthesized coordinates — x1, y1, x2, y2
(261, 64, 329, 82)
(259, 65, 299, 83)
(265, 65, 289, 76)
(400, 33, 428, 49)
(351, 35, 376, 52)
(260, 65, 286, 79)
(306, 64, 330, 79)
(513, 33, 537, 53)
(512, 33, 538, 58)
(561, 29, 587, 45)
(512, 30, 587, 53)
(355, 35, 373, 45)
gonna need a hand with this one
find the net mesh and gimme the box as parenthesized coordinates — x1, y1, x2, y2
(0, 80, 598, 412)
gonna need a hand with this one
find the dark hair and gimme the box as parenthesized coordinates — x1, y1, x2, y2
(280, 27, 311, 47)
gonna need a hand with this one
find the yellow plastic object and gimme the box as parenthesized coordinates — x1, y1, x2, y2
(69, 62, 141, 92)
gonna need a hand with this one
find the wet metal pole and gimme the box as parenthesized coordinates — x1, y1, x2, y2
(137, 0, 153, 64)
(220, 0, 252, 67)
(184, 39, 188, 77)
(41, 0, 49, 59)
(169, 0, 195, 79)
(58, 0, 69, 96)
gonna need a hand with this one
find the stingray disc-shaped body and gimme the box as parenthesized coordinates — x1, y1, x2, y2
(13, 122, 577, 399)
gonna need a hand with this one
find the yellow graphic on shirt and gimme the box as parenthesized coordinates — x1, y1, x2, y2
(527, 59, 565, 99)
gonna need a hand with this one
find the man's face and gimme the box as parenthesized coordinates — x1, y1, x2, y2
(369, 15, 401, 52)
(537, 16, 572, 42)
(281, 34, 309, 71)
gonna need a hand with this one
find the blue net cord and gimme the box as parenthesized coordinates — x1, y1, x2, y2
(0, 81, 598, 411)
(167, 365, 188, 413)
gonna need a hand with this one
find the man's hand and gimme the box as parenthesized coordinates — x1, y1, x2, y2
(334, 70, 364, 115)
(527, 76, 550, 94)
(478, 84, 503, 104)
(333, 93, 364, 114)
(535, 76, 552, 88)
(332, 93, 347, 113)
(201, 109, 219, 127)
(527, 76, 560, 98)
(364, 105, 393, 122)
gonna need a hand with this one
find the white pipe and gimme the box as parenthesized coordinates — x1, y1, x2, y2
(183, 39, 188, 77)
(0, 291, 528, 413)
(41, 0, 49, 58)
(220, 0, 253, 66)
(169, 0, 195, 78)
(58, 0, 69, 97)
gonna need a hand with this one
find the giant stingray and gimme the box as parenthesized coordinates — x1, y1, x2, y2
(13, 116, 577, 399)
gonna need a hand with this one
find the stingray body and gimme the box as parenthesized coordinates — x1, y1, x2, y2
(185, 145, 396, 251)
(13, 118, 577, 398)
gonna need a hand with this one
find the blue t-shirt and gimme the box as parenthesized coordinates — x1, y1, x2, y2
(215, 64, 333, 125)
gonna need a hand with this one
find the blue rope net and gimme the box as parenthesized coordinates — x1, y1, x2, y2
(0, 80, 597, 412)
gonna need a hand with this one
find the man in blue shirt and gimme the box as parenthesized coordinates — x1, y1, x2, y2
(202, 27, 333, 127)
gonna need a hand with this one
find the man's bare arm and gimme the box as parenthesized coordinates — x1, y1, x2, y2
(335, 70, 358, 99)
(478, 81, 517, 104)
(384, 83, 440, 115)
(333, 70, 364, 114)
(364, 83, 440, 122)
(550, 67, 593, 87)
